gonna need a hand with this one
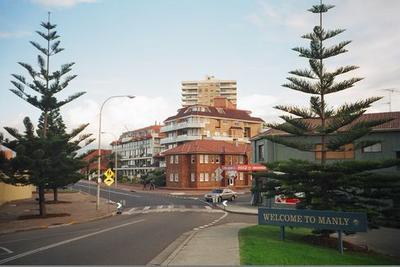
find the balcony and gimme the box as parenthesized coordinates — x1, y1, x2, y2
(160, 135, 202, 145)
(161, 121, 205, 132)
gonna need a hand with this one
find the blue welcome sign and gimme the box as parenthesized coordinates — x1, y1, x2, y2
(258, 208, 368, 232)
(258, 208, 368, 254)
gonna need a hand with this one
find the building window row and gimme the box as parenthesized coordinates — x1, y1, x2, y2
(169, 155, 179, 164)
(169, 173, 179, 182)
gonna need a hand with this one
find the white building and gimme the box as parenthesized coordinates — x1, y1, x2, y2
(111, 125, 163, 179)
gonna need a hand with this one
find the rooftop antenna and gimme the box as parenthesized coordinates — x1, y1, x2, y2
(381, 88, 400, 112)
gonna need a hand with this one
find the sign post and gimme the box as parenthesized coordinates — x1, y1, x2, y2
(258, 208, 367, 254)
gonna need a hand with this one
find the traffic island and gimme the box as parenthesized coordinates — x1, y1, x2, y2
(239, 225, 400, 265)
(0, 191, 116, 234)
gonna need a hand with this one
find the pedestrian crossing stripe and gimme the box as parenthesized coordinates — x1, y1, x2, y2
(121, 205, 219, 215)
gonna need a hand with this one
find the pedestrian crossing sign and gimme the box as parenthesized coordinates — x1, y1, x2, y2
(104, 168, 114, 179)
(104, 168, 115, 186)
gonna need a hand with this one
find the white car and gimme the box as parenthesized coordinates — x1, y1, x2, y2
(204, 188, 237, 202)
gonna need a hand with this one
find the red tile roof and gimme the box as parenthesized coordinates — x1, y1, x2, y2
(252, 112, 400, 139)
(164, 105, 264, 123)
(163, 140, 251, 155)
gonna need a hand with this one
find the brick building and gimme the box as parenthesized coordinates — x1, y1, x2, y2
(161, 97, 264, 150)
(80, 149, 112, 179)
(164, 140, 252, 189)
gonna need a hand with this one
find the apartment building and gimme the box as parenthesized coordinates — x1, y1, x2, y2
(182, 75, 237, 107)
(160, 97, 264, 150)
(111, 125, 163, 179)
(164, 140, 252, 189)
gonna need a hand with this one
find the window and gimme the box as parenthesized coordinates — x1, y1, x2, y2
(258, 144, 265, 162)
(200, 155, 204, 164)
(204, 155, 208, 163)
(204, 173, 209, 182)
(169, 173, 174, 182)
(362, 143, 382, 153)
(215, 155, 220, 164)
(175, 155, 179, 164)
(315, 144, 354, 160)
(239, 155, 244, 164)
(199, 173, 204, 182)
(170, 155, 174, 164)
(239, 172, 244, 181)
(191, 155, 196, 164)
(174, 173, 179, 182)
(191, 173, 195, 182)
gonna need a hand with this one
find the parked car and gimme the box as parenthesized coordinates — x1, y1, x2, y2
(204, 188, 237, 202)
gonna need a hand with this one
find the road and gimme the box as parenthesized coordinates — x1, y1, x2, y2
(0, 182, 256, 265)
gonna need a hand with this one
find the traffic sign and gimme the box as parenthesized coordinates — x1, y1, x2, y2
(104, 168, 115, 179)
(104, 177, 114, 186)
(222, 200, 228, 207)
(214, 167, 223, 181)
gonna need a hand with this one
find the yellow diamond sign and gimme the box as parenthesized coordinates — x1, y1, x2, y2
(104, 168, 114, 179)
(103, 168, 115, 186)
(104, 177, 114, 186)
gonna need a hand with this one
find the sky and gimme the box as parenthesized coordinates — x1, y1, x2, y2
(1, 0, 399, 148)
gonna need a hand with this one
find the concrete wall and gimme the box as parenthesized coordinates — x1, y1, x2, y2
(0, 183, 34, 205)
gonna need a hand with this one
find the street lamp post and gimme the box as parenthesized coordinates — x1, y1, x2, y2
(97, 95, 135, 210)
(101, 131, 119, 188)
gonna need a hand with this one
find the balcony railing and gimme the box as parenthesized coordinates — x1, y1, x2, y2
(160, 135, 202, 145)
(161, 121, 205, 132)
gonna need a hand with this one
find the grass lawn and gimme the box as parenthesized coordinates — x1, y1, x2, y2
(239, 225, 400, 265)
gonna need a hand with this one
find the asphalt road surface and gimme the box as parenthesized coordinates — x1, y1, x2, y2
(0, 182, 256, 265)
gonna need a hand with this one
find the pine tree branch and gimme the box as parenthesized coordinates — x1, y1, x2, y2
(280, 115, 316, 132)
(41, 21, 57, 30)
(17, 62, 37, 79)
(325, 77, 364, 94)
(308, 4, 335, 13)
(56, 92, 86, 108)
(30, 41, 49, 56)
(283, 77, 319, 94)
(330, 65, 359, 77)
(335, 97, 383, 117)
(288, 69, 316, 79)
(274, 105, 316, 118)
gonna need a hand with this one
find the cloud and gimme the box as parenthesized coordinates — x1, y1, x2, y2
(244, 0, 400, 116)
(0, 31, 32, 39)
(237, 94, 279, 123)
(31, 0, 97, 8)
(64, 96, 177, 148)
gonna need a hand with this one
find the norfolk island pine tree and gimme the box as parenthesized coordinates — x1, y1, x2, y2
(3, 13, 90, 216)
(257, 0, 400, 233)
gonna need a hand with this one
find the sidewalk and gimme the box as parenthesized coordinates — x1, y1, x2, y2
(162, 223, 253, 266)
(0, 191, 116, 234)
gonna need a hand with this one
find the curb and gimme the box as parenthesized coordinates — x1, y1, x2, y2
(149, 230, 196, 266)
(215, 204, 258, 216)
(149, 211, 228, 266)
(0, 212, 116, 235)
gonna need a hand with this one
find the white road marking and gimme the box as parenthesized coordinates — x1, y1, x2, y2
(127, 207, 136, 214)
(0, 219, 145, 265)
(74, 184, 141, 198)
(157, 205, 163, 209)
(168, 205, 174, 209)
(0, 247, 13, 254)
(143, 206, 150, 211)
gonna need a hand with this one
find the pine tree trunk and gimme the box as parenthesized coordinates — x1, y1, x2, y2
(38, 185, 47, 217)
(53, 187, 58, 202)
